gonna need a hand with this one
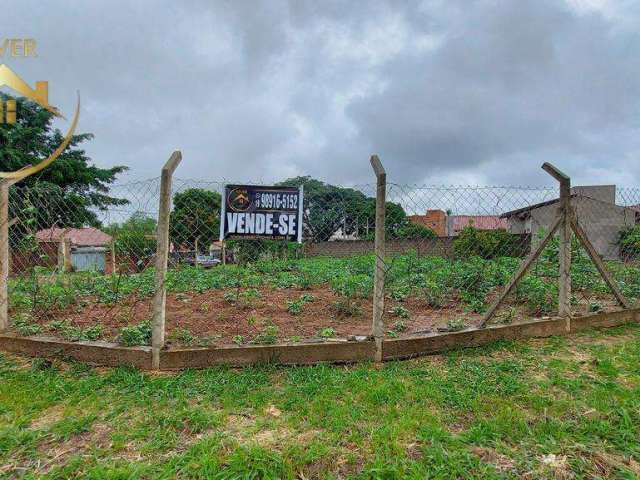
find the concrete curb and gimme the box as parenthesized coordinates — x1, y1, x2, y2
(0, 308, 638, 370)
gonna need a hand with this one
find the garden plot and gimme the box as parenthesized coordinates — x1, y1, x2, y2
(6, 250, 639, 348)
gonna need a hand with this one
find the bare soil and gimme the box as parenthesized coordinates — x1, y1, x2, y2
(12, 285, 620, 347)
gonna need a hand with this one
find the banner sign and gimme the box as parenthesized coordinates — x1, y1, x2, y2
(220, 185, 303, 242)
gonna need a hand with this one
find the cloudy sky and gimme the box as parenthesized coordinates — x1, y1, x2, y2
(3, 0, 640, 187)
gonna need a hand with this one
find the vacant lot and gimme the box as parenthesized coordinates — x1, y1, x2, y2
(0, 323, 639, 479)
(7, 250, 640, 347)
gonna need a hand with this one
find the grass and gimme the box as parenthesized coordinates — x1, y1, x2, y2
(0, 324, 639, 478)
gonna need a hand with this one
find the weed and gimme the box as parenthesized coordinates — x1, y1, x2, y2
(253, 325, 279, 345)
(589, 302, 604, 313)
(173, 328, 195, 345)
(392, 319, 407, 332)
(232, 335, 245, 345)
(286, 299, 305, 315)
(392, 305, 409, 318)
(318, 327, 336, 339)
(447, 318, 466, 331)
(333, 297, 362, 317)
(13, 313, 42, 336)
(300, 293, 315, 303)
(118, 321, 152, 346)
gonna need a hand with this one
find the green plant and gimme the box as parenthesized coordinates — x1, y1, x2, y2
(390, 285, 409, 302)
(223, 291, 239, 303)
(618, 225, 640, 259)
(118, 321, 152, 347)
(392, 305, 409, 319)
(13, 313, 42, 336)
(287, 299, 305, 315)
(589, 302, 604, 313)
(238, 289, 262, 309)
(174, 328, 195, 345)
(453, 226, 522, 259)
(300, 293, 315, 303)
(446, 318, 466, 331)
(318, 327, 336, 339)
(253, 325, 279, 345)
(333, 297, 362, 317)
(232, 335, 245, 345)
(392, 319, 407, 332)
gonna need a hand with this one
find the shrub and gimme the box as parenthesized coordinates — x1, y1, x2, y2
(618, 225, 640, 259)
(119, 322, 152, 346)
(396, 222, 437, 239)
(453, 226, 521, 259)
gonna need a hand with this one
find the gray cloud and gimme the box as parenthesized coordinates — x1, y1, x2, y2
(2, 0, 640, 187)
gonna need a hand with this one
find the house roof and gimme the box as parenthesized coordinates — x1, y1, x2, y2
(499, 195, 578, 218)
(450, 215, 507, 231)
(36, 227, 113, 247)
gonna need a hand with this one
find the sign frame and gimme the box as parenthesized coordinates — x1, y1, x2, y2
(219, 184, 304, 243)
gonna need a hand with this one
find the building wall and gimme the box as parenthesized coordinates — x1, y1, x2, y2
(506, 197, 636, 259)
(304, 234, 531, 259)
(408, 210, 447, 237)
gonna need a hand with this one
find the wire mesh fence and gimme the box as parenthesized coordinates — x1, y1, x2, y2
(4, 171, 640, 350)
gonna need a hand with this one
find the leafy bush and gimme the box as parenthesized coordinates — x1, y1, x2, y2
(118, 321, 152, 347)
(618, 225, 640, 259)
(286, 299, 304, 315)
(453, 226, 522, 259)
(395, 222, 437, 239)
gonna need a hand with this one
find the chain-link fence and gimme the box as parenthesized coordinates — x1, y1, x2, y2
(4, 165, 639, 352)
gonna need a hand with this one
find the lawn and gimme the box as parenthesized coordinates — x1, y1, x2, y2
(0, 323, 639, 479)
(7, 248, 640, 347)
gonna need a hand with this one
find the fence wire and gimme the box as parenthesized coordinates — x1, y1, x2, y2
(5, 176, 639, 348)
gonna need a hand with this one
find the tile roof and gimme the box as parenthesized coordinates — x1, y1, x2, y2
(36, 227, 113, 247)
(450, 215, 507, 231)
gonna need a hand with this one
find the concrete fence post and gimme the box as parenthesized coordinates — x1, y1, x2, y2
(370, 155, 386, 362)
(542, 163, 572, 328)
(151, 151, 182, 369)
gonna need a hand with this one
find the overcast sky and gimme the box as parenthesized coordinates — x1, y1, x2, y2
(3, 0, 640, 188)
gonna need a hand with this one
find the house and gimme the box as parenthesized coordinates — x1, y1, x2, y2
(408, 210, 507, 237)
(500, 186, 638, 260)
(36, 227, 115, 273)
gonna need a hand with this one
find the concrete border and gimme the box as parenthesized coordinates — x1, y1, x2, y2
(0, 308, 638, 369)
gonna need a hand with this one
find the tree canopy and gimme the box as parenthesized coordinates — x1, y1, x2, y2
(1, 94, 128, 247)
(169, 188, 221, 250)
(277, 176, 433, 241)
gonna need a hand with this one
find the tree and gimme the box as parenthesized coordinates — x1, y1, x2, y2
(169, 188, 221, 251)
(106, 211, 157, 262)
(1, 94, 128, 246)
(278, 176, 411, 241)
